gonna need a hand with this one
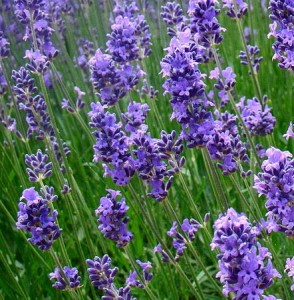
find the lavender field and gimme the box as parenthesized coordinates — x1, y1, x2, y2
(0, 0, 293, 299)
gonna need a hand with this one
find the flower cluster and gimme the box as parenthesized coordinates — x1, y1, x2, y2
(12, 67, 70, 166)
(188, 0, 225, 48)
(254, 147, 294, 236)
(49, 266, 81, 290)
(211, 208, 281, 299)
(14, 0, 58, 73)
(238, 96, 276, 136)
(96, 189, 133, 248)
(25, 149, 53, 182)
(285, 257, 294, 291)
(86, 254, 151, 299)
(268, 0, 294, 71)
(161, 2, 185, 36)
(239, 45, 263, 74)
(223, 0, 248, 19)
(283, 122, 294, 140)
(89, 1, 150, 107)
(16, 187, 62, 251)
(155, 218, 201, 262)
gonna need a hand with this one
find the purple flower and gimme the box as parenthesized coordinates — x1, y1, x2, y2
(237, 96, 276, 136)
(25, 149, 52, 182)
(86, 255, 118, 290)
(253, 147, 294, 236)
(211, 208, 281, 298)
(161, 2, 185, 27)
(16, 187, 62, 251)
(88, 102, 135, 185)
(285, 257, 294, 291)
(188, 0, 225, 48)
(49, 266, 81, 290)
(0, 31, 9, 58)
(223, 0, 248, 19)
(283, 122, 294, 140)
(268, 0, 294, 71)
(239, 45, 263, 74)
(209, 66, 236, 92)
(96, 189, 133, 248)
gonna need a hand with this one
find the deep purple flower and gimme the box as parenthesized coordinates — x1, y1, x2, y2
(223, 0, 248, 19)
(88, 102, 135, 185)
(188, 0, 225, 48)
(239, 45, 263, 74)
(16, 187, 62, 251)
(161, 1, 185, 26)
(254, 147, 294, 236)
(211, 208, 281, 299)
(96, 189, 133, 248)
(268, 0, 294, 71)
(25, 149, 52, 182)
(86, 255, 118, 289)
(237, 96, 276, 136)
(49, 266, 81, 290)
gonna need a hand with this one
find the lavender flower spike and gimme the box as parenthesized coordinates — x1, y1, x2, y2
(86, 255, 118, 289)
(96, 189, 133, 248)
(211, 208, 281, 299)
(283, 122, 294, 140)
(25, 149, 52, 182)
(49, 266, 81, 290)
(16, 187, 62, 251)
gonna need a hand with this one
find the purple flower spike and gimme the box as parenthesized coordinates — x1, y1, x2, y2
(268, 0, 294, 71)
(239, 45, 263, 74)
(96, 190, 133, 248)
(285, 257, 294, 291)
(223, 0, 248, 19)
(49, 266, 81, 290)
(211, 208, 281, 299)
(237, 96, 276, 136)
(16, 187, 62, 251)
(254, 147, 294, 237)
(209, 66, 236, 92)
(25, 149, 52, 182)
(86, 255, 118, 290)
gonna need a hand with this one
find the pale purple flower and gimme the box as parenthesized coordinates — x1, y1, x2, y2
(283, 122, 294, 140)
(49, 266, 81, 290)
(285, 257, 294, 290)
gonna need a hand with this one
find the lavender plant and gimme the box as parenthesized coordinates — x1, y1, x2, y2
(0, 0, 293, 299)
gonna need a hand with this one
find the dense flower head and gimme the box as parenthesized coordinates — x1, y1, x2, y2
(188, 0, 225, 48)
(107, 16, 139, 63)
(25, 149, 52, 182)
(211, 208, 281, 299)
(86, 255, 118, 290)
(254, 147, 294, 236)
(285, 257, 294, 291)
(268, 0, 294, 71)
(123, 102, 149, 137)
(161, 2, 185, 27)
(88, 102, 135, 185)
(49, 266, 81, 290)
(238, 96, 276, 136)
(239, 45, 263, 74)
(207, 111, 250, 175)
(96, 189, 133, 248)
(14, 0, 59, 67)
(16, 187, 61, 251)
(223, 0, 248, 19)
